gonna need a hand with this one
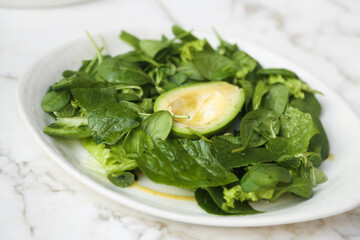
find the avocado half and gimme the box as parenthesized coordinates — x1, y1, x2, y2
(154, 81, 245, 138)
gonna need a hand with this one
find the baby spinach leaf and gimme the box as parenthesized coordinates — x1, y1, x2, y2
(52, 77, 108, 90)
(172, 25, 198, 42)
(122, 127, 153, 154)
(195, 188, 229, 215)
(176, 62, 205, 81)
(141, 110, 173, 141)
(252, 80, 269, 110)
(240, 109, 280, 148)
(211, 136, 278, 169)
(136, 139, 237, 189)
(119, 30, 140, 50)
(290, 97, 329, 160)
(139, 40, 168, 58)
(238, 80, 254, 109)
(240, 164, 291, 192)
(108, 172, 135, 188)
(41, 90, 71, 112)
(279, 107, 319, 155)
(97, 58, 151, 86)
(263, 83, 289, 116)
(271, 177, 313, 201)
(54, 103, 76, 118)
(193, 51, 236, 81)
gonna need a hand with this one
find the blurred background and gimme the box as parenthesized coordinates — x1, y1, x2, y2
(1, 1, 359, 239)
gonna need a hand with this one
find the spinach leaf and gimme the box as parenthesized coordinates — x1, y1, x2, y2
(54, 103, 76, 118)
(52, 77, 109, 90)
(172, 25, 198, 42)
(108, 172, 135, 188)
(271, 177, 313, 201)
(97, 58, 151, 86)
(122, 127, 153, 154)
(136, 139, 237, 189)
(195, 188, 229, 215)
(240, 164, 291, 192)
(278, 107, 319, 155)
(238, 80, 254, 109)
(290, 96, 329, 159)
(141, 110, 173, 141)
(119, 30, 140, 50)
(176, 62, 205, 81)
(252, 80, 269, 110)
(211, 136, 278, 169)
(240, 109, 280, 148)
(193, 51, 236, 81)
(263, 83, 289, 116)
(41, 90, 71, 112)
(139, 40, 168, 58)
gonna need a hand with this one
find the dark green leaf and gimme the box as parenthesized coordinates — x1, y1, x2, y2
(119, 31, 140, 50)
(108, 172, 135, 188)
(41, 90, 71, 112)
(240, 164, 291, 192)
(263, 83, 289, 116)
(136, 139, 237, 189)
(97, 58, 151, 86)
(141, 111, 173, 141)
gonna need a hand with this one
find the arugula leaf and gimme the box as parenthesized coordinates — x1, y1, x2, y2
(136, 139, 237, 189)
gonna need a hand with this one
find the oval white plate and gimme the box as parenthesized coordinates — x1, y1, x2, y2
(17, 28, 360, 227)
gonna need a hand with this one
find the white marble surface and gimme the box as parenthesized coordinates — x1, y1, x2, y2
(1, 0, 360, 239)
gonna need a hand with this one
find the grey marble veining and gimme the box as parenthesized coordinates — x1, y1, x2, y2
(1, 0, 360, 239)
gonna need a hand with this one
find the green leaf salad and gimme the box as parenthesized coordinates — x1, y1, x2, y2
(41, 26, 329, 215)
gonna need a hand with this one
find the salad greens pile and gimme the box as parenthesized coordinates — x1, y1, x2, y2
(41, 26, 329, 215)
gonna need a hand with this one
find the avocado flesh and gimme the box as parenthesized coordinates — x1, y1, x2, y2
(154, 81, 245, 138)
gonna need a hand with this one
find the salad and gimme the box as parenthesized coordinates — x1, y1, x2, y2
(40, 26, 329, 215)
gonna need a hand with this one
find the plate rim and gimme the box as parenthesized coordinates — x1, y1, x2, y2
(16, 28, 360, 227)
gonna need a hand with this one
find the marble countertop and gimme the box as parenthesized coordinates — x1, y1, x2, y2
(1, 0, 360, 239)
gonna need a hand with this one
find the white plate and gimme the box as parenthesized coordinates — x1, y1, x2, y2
(17, 28, 360, 227)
